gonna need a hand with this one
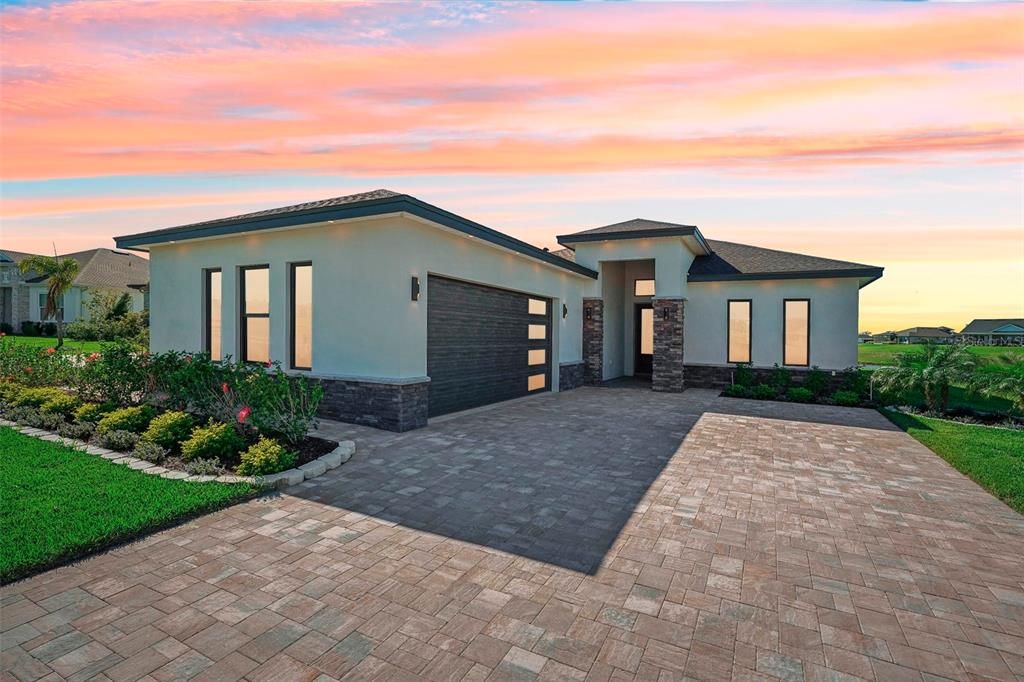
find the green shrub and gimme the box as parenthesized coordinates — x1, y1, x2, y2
(74, 402, 115, 424)
(96, 405, 156, 434)
(40, 393, 81, 417)
(180, 421, 244, 462)
(770, 364, 791, 392)
(6, 406, 39, 425)
(94, 429, 139, 451)
(0, 382, 23, 404)
(804, 366, 829, 397)
(724, 384, 751, 398)
(752, 384, 776, 400)
(733, 363, 754, 388)
(832, 389, 861, 407)
(20, 321, 38, 336)
(132, 440, 167, 463)
(184, 457, 225, 476)
(237, 436, 298, 476)
(29, 411, 65, 431)
(141, 410, 194, 450)
(786, 387, 814, 403)
(78, 341, 149, 406)
(12, 387, 67, 408)
(57, 421, 95, 442)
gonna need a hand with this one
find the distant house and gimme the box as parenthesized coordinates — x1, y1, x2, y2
(0, 248, 149, 332)
(871, 331, 896, 343)
(893, 327, 957, 344)
(959, 319, 1024, 346)
(858, 332, 873, 343)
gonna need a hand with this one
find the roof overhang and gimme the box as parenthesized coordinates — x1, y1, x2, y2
(556, 226, 713, 256)
(688, 267, 884, 288)
(114, 195, 597, 279)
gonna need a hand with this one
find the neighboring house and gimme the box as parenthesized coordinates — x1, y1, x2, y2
(114, 189, 883, 432)
(871, 331, 896, 343)
(0, 248, 149, 331)
(959, 319, 1024, 346)
(893, 326, 957, 344)
(858, 332, 873, 343)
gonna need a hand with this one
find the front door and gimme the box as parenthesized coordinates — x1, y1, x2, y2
(634, 303, 654, 376)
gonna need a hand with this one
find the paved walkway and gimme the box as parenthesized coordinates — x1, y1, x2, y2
(3, 388, 1023, 681)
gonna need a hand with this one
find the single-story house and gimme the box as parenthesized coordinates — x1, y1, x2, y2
(893, 326, 957, 344)
(0, 248, 149, 331)
(870, 331, 896, 343)
(114, 189, 883, 431)
(959, 319, 1024, 346)
(858, 332, 873, 343)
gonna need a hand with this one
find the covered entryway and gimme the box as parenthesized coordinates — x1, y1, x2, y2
(426, 275, 551, 417)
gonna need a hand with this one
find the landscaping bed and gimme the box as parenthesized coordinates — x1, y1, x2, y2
(0, 339, 334, 479)
(0, 426, 258, 583)
(882, 409, 1024, 515)
(719, 363, 870, 407)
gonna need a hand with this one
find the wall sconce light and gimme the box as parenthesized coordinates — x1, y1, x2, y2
(585, 307, 592, 320)
(562, 304, 568, 319)
(411, 276, 420, 301)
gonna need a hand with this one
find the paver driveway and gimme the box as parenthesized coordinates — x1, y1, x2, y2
(3, 387, 1023, 681)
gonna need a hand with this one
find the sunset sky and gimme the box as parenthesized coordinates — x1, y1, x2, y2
(1, 1, 1022, 332)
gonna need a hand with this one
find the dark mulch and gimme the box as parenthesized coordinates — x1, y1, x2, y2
(294, 435, 339, 466)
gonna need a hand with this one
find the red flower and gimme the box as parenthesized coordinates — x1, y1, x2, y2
(237, 406, 251, 424)
(45, 347, 56, 355)
(24, 366, 32, 373)
(86, 352, 100, 362)
(221, 382, 229, 395)
(264, 359, 272, 368)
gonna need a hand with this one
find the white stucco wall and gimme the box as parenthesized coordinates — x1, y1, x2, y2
(147, 213, 589, 383)
(683, 278, 861, 370)
(572, 237, 694, 299)
(600, 262, 625, 379)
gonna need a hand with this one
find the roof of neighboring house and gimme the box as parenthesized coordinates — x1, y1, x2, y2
(894, 327, 956, 338)
(9, 248, 149, 291)
(114, 190, 598, 279)
(960, 319, 1024, 334)
(0, 249, 41, 265)
(687, 240, 883, 285)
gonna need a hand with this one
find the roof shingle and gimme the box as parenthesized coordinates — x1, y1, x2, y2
(688, 240, 882, 282)
(960, 319, 1024, 334)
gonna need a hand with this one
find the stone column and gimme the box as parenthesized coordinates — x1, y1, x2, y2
(652, 297, 685, 392)
(582, 298, 604, 385)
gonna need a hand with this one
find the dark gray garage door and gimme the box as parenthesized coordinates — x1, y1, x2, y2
(427, 275, 551, 418)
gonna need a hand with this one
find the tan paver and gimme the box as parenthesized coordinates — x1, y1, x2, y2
(3, 388, 1022, 680)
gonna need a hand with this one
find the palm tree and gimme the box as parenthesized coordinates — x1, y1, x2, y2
(976, 356, 1024, 415)
(873, 343, 977, 413)
(18, 253, 80, 348)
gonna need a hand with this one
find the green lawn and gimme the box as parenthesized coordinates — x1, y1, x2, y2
(883, 410, 1024, 515)
(4, 335, 108, 353)
(860, 343, 1024, 367)
(0, 427, 257, 582)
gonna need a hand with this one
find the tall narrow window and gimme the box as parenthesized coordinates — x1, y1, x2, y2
(727, 300, 751, 363)
(240, 265, 270, 364)
(783, 299, 810, 366)
(290, 263, 312, 370)
(204, 269, 222, 360)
